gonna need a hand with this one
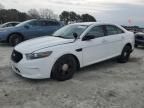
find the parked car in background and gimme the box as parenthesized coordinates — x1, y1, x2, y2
(0, 22, 20, 28)
(0, 19, 63, 46)
(11, 22, 134, 81)
(135, 32, 144, 47)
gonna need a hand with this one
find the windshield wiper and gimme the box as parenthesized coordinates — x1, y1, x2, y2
(53, 35, 74, 39)
(54, 35, 67, 39)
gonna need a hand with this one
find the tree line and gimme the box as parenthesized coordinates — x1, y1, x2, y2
(0, 3, 96, 24)
(60, 11, 96, 24)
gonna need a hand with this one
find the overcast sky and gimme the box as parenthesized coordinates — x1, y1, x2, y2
(0, 0, 144, 27)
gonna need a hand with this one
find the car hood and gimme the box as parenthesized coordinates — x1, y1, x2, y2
(15, 36, 74, 53)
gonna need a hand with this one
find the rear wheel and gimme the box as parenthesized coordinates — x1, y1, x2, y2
(8, 34, 23, 46)
(51, 55, 77, 81)
(117, 45, 132, 63)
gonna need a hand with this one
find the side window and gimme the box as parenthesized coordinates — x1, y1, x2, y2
(40, 21, 47, 26)
(8, 24, 13, 27)
(6, 24, 11, 27)
(29, 21, 41, 26)
(116, 27, 125, 34)
(87, 26, 105, 38)
(12, 23, 18, 26)
(12, 23, 15, 26)
(46, 21, 60, 26)
(52, 21, 60, 26)
(106, 25, 124, 36)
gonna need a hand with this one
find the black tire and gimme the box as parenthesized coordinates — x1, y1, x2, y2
(51, 55, 77, 81)
(8, 34, 23, 46)
(117, 45, 132, 63)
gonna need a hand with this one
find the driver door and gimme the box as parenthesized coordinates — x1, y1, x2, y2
(81, 25, 109, 66)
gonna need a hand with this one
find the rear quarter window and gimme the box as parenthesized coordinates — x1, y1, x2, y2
(105, 25, 124, 36)
(46, 21, 60, 26)
(29, 21, 41, 26)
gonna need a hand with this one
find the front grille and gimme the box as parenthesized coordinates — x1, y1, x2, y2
(11, 50, 23, 63)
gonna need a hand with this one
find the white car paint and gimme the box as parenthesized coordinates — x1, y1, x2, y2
(10, 22, 135, 79)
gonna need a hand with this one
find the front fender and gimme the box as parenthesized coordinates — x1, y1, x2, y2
(52, 51, 83, 68)
(0, 31, 9, 41)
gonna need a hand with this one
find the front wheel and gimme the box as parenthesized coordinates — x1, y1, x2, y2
(51, 55, 77, 81)
(117, 45, 132, 63)
(8, 34, 23, 46)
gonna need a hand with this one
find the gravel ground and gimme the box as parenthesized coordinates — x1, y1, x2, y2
(0, 43, 144, 108)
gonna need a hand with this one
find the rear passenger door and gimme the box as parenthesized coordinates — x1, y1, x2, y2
(104, 25, 125, 57)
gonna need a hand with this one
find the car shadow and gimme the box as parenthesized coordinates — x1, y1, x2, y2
(0, 43, 12, 47)
(76, 58, 117, 75)
(13, 73, 57, 85)
(135, 46, 144, 49)
(13, 72, 52, 82)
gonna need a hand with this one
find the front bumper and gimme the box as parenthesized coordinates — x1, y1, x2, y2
(135, 39, 144, 46)
(10, 56, 54, 79)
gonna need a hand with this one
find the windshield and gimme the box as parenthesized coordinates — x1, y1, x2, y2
(53, 24, 89, 39)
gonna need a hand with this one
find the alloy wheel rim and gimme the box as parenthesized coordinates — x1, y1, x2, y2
(62, 64, 69, 72)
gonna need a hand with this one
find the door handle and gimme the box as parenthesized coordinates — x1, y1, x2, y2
(76, 48, 83, 52)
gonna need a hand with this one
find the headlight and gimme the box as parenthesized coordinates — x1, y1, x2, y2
(26, 51, 52, 60)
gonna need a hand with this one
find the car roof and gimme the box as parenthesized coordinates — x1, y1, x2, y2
(3, 21, 20, 24)
(30, 19, 59, 22)
(71, 22, 118, 26)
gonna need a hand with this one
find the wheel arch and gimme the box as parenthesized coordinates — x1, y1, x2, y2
(68, 54, 80, 70)
(121, 43, 133, 54)
(55, 53, 80, 70)
(118, 43, 133, 63)
(125, 43, 132, 49)
(7, 32, 24, 42)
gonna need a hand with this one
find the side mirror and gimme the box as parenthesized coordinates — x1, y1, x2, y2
(82, 35, 95, 41)
(73, 33, 78, 39)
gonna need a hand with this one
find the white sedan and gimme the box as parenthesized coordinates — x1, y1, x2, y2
(11, 22, 135, 81)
